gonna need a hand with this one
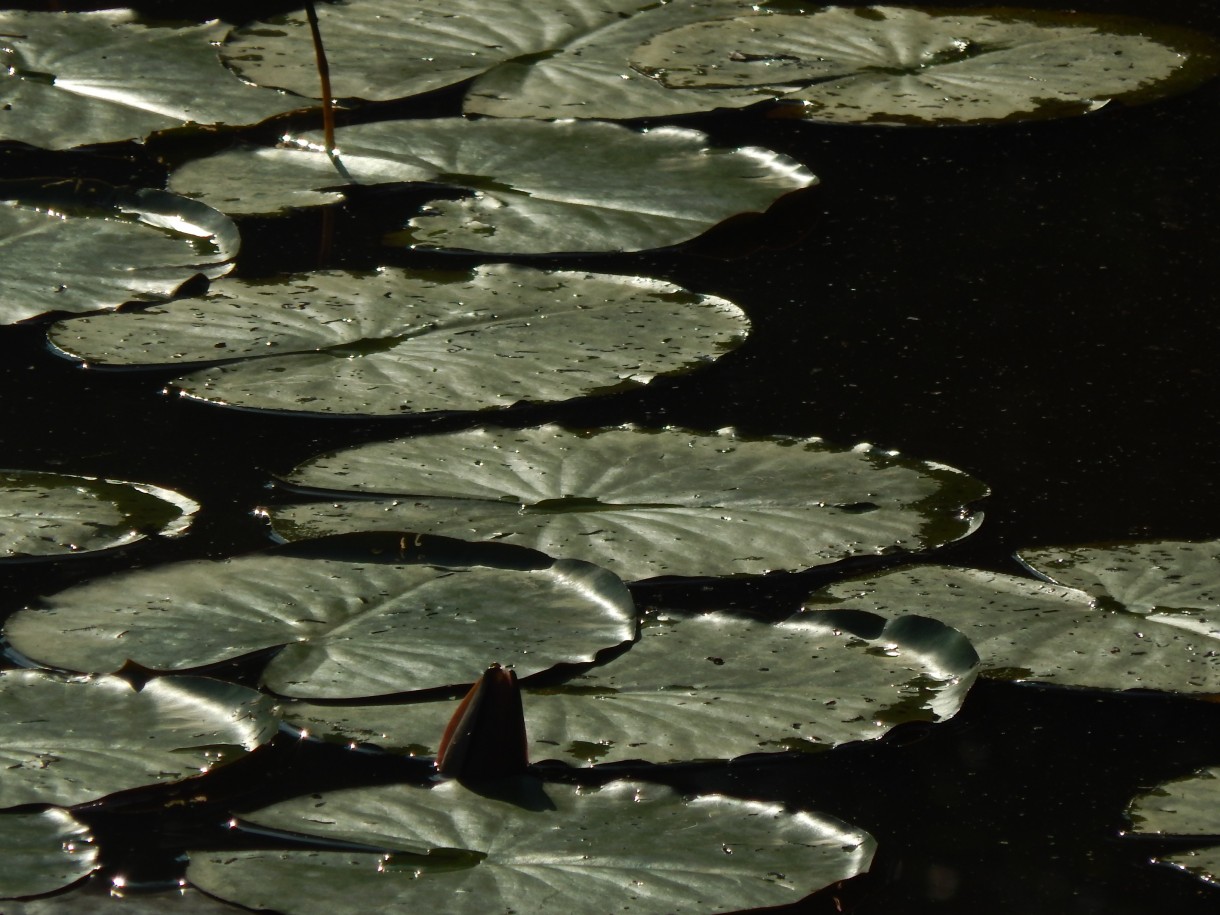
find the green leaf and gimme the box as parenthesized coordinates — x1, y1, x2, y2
(0, 809, 96, 899)
(808, 552, 1220, 692)
(0, 180, 239, 325)
(4, 535, 636, 700)
(47, 265, 749, 416)
(0, 470, 198, 560)
(0, 671, 279, 807)
(271, 425, 988, 581)
(0, 10, 309, 148)
(222, 0, 657, 102)
(167, 118, 815, 254)
(1126, 767, 1220, 886)
(285, 608, 980, 764)
(631, 6, 1220, 125)
(187, 778, 875, 915)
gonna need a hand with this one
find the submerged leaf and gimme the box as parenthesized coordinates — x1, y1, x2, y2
(47, 265, 749, 415)
(0, 180, 238, 325)
(632, 6, 1220, 125)
(0, 470, 198, 559)
(809, 553, 1220, 692)
(167, 118, 815, 254)
(285, 608, 980, 765)
(0, 671, 279, 807)
(0, 809, 96, 898)
(4, 535, 636, 700)
(0, 10, 308, 148)
(187, 778, 875, 914)
(1126, 767, 1220, 886)
(271, 425, 988, 581)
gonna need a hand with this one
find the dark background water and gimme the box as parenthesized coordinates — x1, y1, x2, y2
(2, 1, 1219, 912)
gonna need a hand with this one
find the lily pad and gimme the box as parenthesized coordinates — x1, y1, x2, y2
(807, 555, 1220, 692)
(631, 6, 1220, 125)
(1126, 767, 1220, 886)
(270, 425, 988, 581)
(222, 0, 655, 102)
(4, 534, 636, 700)
(0, 9, 308, 148)
(0, 671, 279, 808)
(285, 608, 980, 765)
(47, 265, 748, 416)
(0, 809, 96, 899)
(167, 118, 815, 254)
(0, 180, 239, 325)
(187, 778, 876, 915)
(0, 470, 198, 560)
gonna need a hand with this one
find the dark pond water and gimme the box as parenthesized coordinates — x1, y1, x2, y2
(2, 1, 1220, 912)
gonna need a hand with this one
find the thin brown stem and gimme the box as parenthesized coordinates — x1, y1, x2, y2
(305, 1, 336, 155)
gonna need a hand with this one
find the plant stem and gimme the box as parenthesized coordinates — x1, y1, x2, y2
(305, 1, 336, 155)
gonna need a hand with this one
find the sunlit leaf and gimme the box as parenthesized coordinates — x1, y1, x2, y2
(631, 5, 1220, 125)
(167, 118, 815, 254)
(222, 0, 656, 102)
(808, 555, 1220, 692)
(2, 888, 237, 913)
(286, 607, 979, 765)
(1126, 767, 1220, 886)
(0, 469, 198, 560)
(47, 265, 748, 416)
(0, 671, 279, 808)
(4, 534, 636, 700)
(187, 778, 875, 914)
(0, 180, 238, 325)
(271, 424, 987, 581)
(0, 10, 308, 148)
(0, 809, 96, 898)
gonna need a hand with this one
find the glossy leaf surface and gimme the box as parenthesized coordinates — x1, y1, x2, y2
(187, 778, 875, 914)
(0, 809, 96, 898)
(168, 118, 815, 254)
(0, 470, 197, 559)
(48, 265, 748, 416)
(1127, 767, 1220, 886)
(0, 672, 279, 807)
(272, 425, 987, 581)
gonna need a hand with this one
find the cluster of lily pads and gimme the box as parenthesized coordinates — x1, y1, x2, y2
(3, 1, 1220, 911)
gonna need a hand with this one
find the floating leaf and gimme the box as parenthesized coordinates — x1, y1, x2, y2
(808, 556, 1220, 692)
(187, 778, 875, 915)
(0, 470, 198, 560)
(0, 671, 279, 807)
(4, 534, 636, 700)
(47, 265, 748, 416)
(167, 118, 815, 254)
(286, 608, 980, 765)
(271, 425, 987, 581)
(0, 180, 239, 325)
(0, 809, 96, 898)
(1126, 767, 1220, 886)
(222, 0, 654, 102)
(631, 6, 1220, 125)
(0, 9, 308, 148)
(2, 888, 237, 914)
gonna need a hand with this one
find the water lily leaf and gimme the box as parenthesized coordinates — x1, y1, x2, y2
(2, 887, 239, 914)
(1127, 767, 1220, 886)
(167, 118, 815, 254)
(0, 470, 198, 560)
(187, 778, 876, 915)
(4, 535, 636, 700)
(0, 809, 96, 898)
(222, 0, 655, 102)
(808, 557, 1220, 692)
(46, 265, 748, 416)
(632, 6, 1220, 125)
(285, 607, 979, 765)
(271, 425, 988, 581)
(0, 671, 279, 808)
(0, 180, 239, 325)
(0, 10, 309, 148)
